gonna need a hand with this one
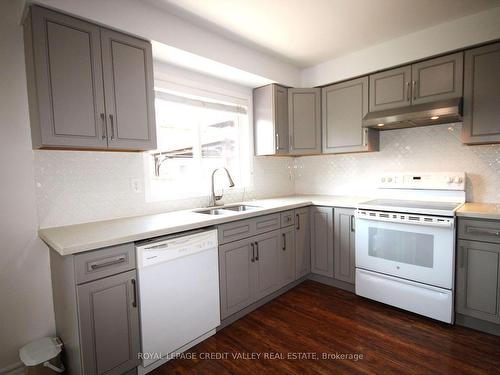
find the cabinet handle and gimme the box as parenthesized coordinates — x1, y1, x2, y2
(296, 214, 300, 230)
(412, 81, 417, 101)
(350, 215, 355, 232)
(276, 133, 279, 151)
(251, 242, 255, 262)
(282, 233, 286, 250)
(131, 279, 137, 308)
(89, 256, 126, 270)
(255, 242, 259, 261)
(100, 113, 106, 140)
(406, 82, 410, 102)
(109, 114, 115, 140)
(466, 227, 500, 237)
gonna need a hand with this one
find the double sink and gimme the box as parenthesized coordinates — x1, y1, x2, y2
(194, 204, 259, 216)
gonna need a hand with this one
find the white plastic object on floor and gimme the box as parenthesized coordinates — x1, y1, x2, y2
(19, 337, 64, 370)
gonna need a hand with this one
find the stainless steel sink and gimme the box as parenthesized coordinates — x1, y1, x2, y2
(223, 205, 259, 212)
(194, 208, 230, 215)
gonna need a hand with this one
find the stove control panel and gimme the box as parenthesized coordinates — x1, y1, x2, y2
(379, 172, 465, 190)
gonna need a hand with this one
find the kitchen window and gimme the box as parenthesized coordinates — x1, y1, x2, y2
(147, 84, 251, 201)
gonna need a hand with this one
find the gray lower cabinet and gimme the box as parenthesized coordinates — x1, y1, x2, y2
(253, 84, 289, 155)
(279, 226, 296, 288)
(462, 42, 500, 144)
(295, 207, 311, 278)
(24, 5, 156, 151)
(288, 88, 322, 155)
(456, 239, 500, 323)
(322, 77, 378, 154)
(411, 52, 463, 105)
(369, 66, 412, 111)
(253, 231, 282, 300)
(310, 207, 334, 277)
(333, 208, 356, 284)
(49, 243, 140, 375)
(77, 270, 140, 374)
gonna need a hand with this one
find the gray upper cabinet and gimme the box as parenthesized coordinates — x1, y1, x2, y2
(25, 6, 107, 149)
(411, 52, 463, 105)
(369, 66, 411, 112)
(456, 239, 500, 324)
(101, 29, 157, 150)
(288, 88, 321, 155)
(333, 208, 356, 284)
(462, 42, 500, 144)
(253, 84, 289, 156)
(310, 207, 334, 277)
(24, 5, 156, 151)
(322, 77, 378, 154)
(77, 270, 140, 375)
(295, 207, 311, 279)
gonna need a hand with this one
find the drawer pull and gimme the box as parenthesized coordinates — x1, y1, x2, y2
(89, 256, 126, 270)
(466, 227, 500, 237)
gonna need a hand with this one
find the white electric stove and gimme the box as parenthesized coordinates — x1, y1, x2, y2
(355, 172, 466, 323)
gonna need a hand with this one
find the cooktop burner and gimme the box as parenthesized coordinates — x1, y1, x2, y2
(358, 199, 463, 216)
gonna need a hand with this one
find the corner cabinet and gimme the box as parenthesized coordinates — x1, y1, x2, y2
(24, 5, 156, 151)
(310, 207, 334, 277)
(322, 77, 378, 154)
(253, 84, 289, 155)
(369, 53, 463, 112)
(288, 88, 322, 155)
(462, 42, 500, 144)
(295, 207, 311, 278)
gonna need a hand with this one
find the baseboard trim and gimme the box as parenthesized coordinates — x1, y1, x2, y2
(456, 313, 500, 336)
(0, 362, 24, 375)
(308, 273, 355, 293)
(218, 275, 309, 330)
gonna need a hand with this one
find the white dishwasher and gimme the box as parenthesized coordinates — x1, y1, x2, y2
(135, 228, 220, 374)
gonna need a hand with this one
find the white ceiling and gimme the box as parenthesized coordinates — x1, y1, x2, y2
(145, 0, 500, 68)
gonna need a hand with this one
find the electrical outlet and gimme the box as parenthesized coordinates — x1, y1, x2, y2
(131, 178, 141, 193)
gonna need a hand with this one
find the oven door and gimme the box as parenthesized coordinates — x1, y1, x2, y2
(355, 210, 455, 289)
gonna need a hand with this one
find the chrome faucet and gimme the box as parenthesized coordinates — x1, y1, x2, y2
(209, 167, 235, 207)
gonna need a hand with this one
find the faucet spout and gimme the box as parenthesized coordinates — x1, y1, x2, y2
(209, 167, 235, 207)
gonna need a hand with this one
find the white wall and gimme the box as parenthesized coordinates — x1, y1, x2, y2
(0, 0, 55, 370)
(301, 6, 500, 86)
(33, 0, 301, 87)
(295, 123, 500, 203)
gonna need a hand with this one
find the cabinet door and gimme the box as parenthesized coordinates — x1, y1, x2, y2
(288, 88, 321, 155)
(219, 239, 254, 319)
(411, 52, 463, 105)
(334, 208, 356, 284)
(456, 240, 500, 323)
(29, 6, 107, 149)
(77, 270, 140, 375)
(295, 207, 311, 279)
(101, 29, 157, 150)
(278, 227, 296, 288)
(253, 84, 288, 156)
(253, 230, 281, 300)
(369, 66, 411, 111)
(462, 42, 500, 144)
(322, 77, 378, 154)
(310, 207, 334, 277)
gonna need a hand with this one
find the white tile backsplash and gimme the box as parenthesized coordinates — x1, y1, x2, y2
(294, 123, 500, 202)
(34, 123, 500, 228)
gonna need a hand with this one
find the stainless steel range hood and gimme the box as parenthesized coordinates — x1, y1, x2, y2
(363, 98, 462, 130)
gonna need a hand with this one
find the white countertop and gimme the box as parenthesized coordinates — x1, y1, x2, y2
(39, 195, 366, 256)
(456, 203, 500, 220)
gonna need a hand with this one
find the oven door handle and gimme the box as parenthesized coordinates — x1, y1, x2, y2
(355, 211, 454, 229)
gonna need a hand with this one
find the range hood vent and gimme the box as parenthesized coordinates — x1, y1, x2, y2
(363, 98, 462, 130)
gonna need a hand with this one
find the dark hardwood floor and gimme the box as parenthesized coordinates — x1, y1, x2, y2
(152, 280, 500, 374)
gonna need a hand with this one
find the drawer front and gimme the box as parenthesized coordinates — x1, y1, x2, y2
(75, 243, 135, 284)
(458, 218, 500, 244)
(281, 210, 295, 228)
(254, 213, 281, 235)
(218, 219, 254, 245)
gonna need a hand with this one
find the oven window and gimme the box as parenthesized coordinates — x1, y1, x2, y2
(368, 227, 434, 268)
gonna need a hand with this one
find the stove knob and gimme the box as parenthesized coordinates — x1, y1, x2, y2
(454, 176, 463, 184)
(387, 177, 393, 183)
(381, 177, 386, 183)
(446, 176, 453, 183)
